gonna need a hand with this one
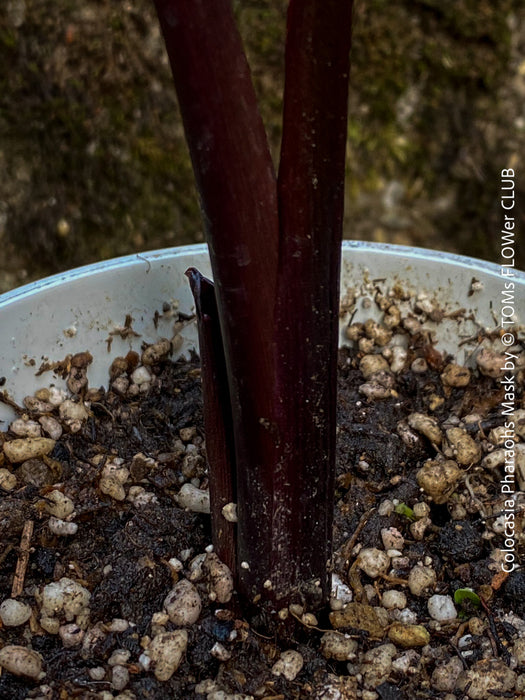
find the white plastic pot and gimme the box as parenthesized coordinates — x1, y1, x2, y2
(0, 241, 523, 424)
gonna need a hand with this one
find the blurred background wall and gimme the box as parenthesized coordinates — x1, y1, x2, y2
(0, 0, 524, 292)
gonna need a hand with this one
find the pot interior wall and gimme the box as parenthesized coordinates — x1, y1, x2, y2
(0, 242, 523, 424)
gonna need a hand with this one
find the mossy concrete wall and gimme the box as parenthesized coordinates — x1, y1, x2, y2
(0, 0, 523, 290)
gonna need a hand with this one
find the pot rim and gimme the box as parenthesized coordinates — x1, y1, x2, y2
(1, 241, 523, 308)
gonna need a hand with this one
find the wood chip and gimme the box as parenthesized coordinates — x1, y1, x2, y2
(11, 520, 34, 598)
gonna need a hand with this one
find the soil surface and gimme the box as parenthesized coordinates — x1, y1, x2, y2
(0, 305, 524, 699)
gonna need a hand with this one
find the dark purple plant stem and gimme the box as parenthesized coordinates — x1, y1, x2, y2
(270, 0, 354, 601)
(153, 0, 281, 600)
(154, 0, 354, 612)
(186, 268, 236, 575)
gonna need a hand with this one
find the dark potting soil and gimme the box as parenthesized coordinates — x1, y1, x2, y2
(0, 335, 523, 699)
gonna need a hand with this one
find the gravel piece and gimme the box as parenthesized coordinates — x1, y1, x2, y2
(411, 358, 428, 373)
(146, 630, 188, 681)
(410, 517, 431, 541)
(59, 400, 89, 431)
(388, 623, 430, 648)
(163, 579, 202, 626)
(359, 354, 390, 379)
(58, 623, 84, 647)
(407, 413, 442, 445)
(427, 595, 457, 621)
(131, 365, 152, 386)
(9, 418, 42, 438)
(330, 573, 353, 609)
(48, 517, 78, 536)
(0, 599, 32, 627)
(16, 458, 55, 487)
(389, 346, 407, 372)
(88, 667, 106, 681)
(412, 501, 430, 518)
(329, 603, 383, 639)
(176, 483, 211, 513)
(109, 649, 131, 666)
(392, 649, 420, 674)
(445, 427, 481, 465)
(440, 363, 471, 387)
(99, 475, 127, 501)
(431, 657, 464, 692)
(476, 348, 506, 378)
(381, 590, 407, 610)
(512, 639, 525, 665)
(112, 664, 130, 691)
(381, 527, 404, 551)
(38, 415, 63, 440)
(221, 502, 238, 522)
(356, 548, 390, 578)
(0, 645, 44, 680)
(40, 577, 91, 622)
(362, 643, 396, 689)
(320, 631, 357, 661)
(0, 468, 17, 490)
(44, 490, 75, 519)
(416, 459, 461, 504)
(455, 658, 517, 699)
(271, 649, 304, 681)
(3, 437, 56, 463)
(141, 338, 171, 365)
(205, 553, 234, 603)
(408, 565, 436, 597)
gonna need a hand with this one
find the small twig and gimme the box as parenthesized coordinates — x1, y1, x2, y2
(379, 573, 409, 587)
(341, 507, 375, 564)
(250, 627, 274, 640)
(480, 596, 510, 662)
(464, 474, 488, 519)
(458, 680, 473, 699)
(484, 618, 500, 658)
(288, 609, 333, 634)
(453, 620, 470, 644)
(11, 520, 34, 598)
(0, 390, 24, 414)
(90, 402, 115, 421)
(448, 639, 469, 671)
